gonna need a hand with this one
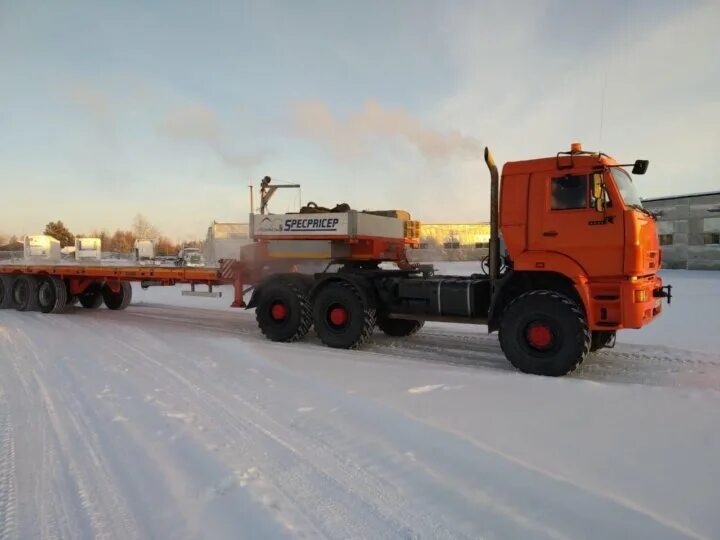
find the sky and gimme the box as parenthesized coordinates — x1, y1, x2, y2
(1, 0, 718, 240)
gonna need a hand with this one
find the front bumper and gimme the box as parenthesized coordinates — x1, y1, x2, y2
(622, 275, 667, 329)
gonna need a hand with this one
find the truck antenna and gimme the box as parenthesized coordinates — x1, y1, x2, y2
(598, 72, 607, 150)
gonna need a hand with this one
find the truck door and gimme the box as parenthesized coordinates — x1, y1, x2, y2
(527, 171, 624, 277)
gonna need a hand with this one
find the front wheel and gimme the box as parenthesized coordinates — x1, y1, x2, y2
(499, 290, 590, 376)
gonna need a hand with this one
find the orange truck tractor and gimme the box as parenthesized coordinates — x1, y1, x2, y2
(245, 143, 671, 376)
(0, 143, 671, 376)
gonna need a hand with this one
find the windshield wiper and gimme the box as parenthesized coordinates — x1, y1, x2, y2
(629, 204, 656, 220)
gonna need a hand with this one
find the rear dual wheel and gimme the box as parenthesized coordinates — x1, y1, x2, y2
(102, 282, 132, 310)
(79, 289, 104, 309)
(0, 275, 17, 309)
(37, 276, 68, 314)
(12, 276, 40, 312)
(256, 281, 312, 342)
(313, 282, 376, 349)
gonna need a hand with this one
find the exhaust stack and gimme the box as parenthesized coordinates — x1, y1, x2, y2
(484, 147, 500, 287)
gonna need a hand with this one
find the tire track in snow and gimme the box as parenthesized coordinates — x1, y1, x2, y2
(8, 325, 142, 540)
(0, 323, 81, 540)
(79, 317, 484, 538)
(114, 304, 720, 389)
(0, 398, 18, 540)
(103, 314, 710, 539)
(90, 324, 619, 539)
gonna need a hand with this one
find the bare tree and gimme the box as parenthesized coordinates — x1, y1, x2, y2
(109, 230, 136, 254)
(132, 213, 159, 241)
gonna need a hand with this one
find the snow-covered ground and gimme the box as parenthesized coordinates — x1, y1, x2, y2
(0, 265, 718, 539)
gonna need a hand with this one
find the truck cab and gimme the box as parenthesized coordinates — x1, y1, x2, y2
(176, 247, 206, 268)
(499, 143, 666, 336)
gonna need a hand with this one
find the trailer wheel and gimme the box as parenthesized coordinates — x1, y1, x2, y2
(79, 289, 104, 309)
(37, 276, 68, 314)
(499, 290, 590, 376)
(0, 275, 18, 309)
(13, 275, 40, 312)
(103, 282, 132, 310)
(313, 281, 376, 349)
(256, 281, 312, 342)
(590, 330, 616, 352)
(377, 316, 424, 337)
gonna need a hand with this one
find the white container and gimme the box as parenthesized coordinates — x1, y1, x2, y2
(134, 239, 154, 261)
(23, 235, 61, 261)
(75, 237, 102, 261)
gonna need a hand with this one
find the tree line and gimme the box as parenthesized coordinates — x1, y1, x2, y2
(0, 214, 203, 256)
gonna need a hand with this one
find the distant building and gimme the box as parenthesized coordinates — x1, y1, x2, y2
(418, 223, 491, 250)
(643, 191, 720, 270)
(409, 223, 491, 262)
(204, 221, 252, 263)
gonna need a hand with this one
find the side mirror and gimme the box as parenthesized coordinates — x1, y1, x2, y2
(632, 160, 649, 175)
(592, 173, 605, 212)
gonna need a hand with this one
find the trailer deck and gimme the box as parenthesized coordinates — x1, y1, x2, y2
(0, 263, 227, 285)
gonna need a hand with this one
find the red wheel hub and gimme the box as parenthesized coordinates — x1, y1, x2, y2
(271, 303, 288, 320)
(527, 322, 553, 348)
(328, 306, 348, 326)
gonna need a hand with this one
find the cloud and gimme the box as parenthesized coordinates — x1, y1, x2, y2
(435, 1, 720, 197)
(161, 104, 264, 169)
(292, 100, 483, 161)
(65, 83, 111, 118)
(63, 82, 118, 146)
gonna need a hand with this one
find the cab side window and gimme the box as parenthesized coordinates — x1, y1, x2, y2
(551, 174, 588, 210)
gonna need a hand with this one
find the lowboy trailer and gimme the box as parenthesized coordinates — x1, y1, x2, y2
(0, 144, 671, 376)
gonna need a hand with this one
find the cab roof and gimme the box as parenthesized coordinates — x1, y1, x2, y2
(502, 144, 618, 176)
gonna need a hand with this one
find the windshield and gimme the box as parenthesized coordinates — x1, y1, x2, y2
(610, 167, 643, 207)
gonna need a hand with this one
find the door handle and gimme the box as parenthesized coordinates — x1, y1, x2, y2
(543, 230, 558, 237)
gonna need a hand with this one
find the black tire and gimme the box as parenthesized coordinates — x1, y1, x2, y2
(37, 276, 68, 314)
(377, 316, 424, 337)
(590, 330, 616, 352)
(67, 295, 79, 306)
(313, 281, 376, 349)
(499, 290, 590, 376)
(256, 281, 312, 342)
(79, 288, 104, 309)
(0, 275, 18, 309)
(102, 282, 132, 310)
(13, 275, 40, 312)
